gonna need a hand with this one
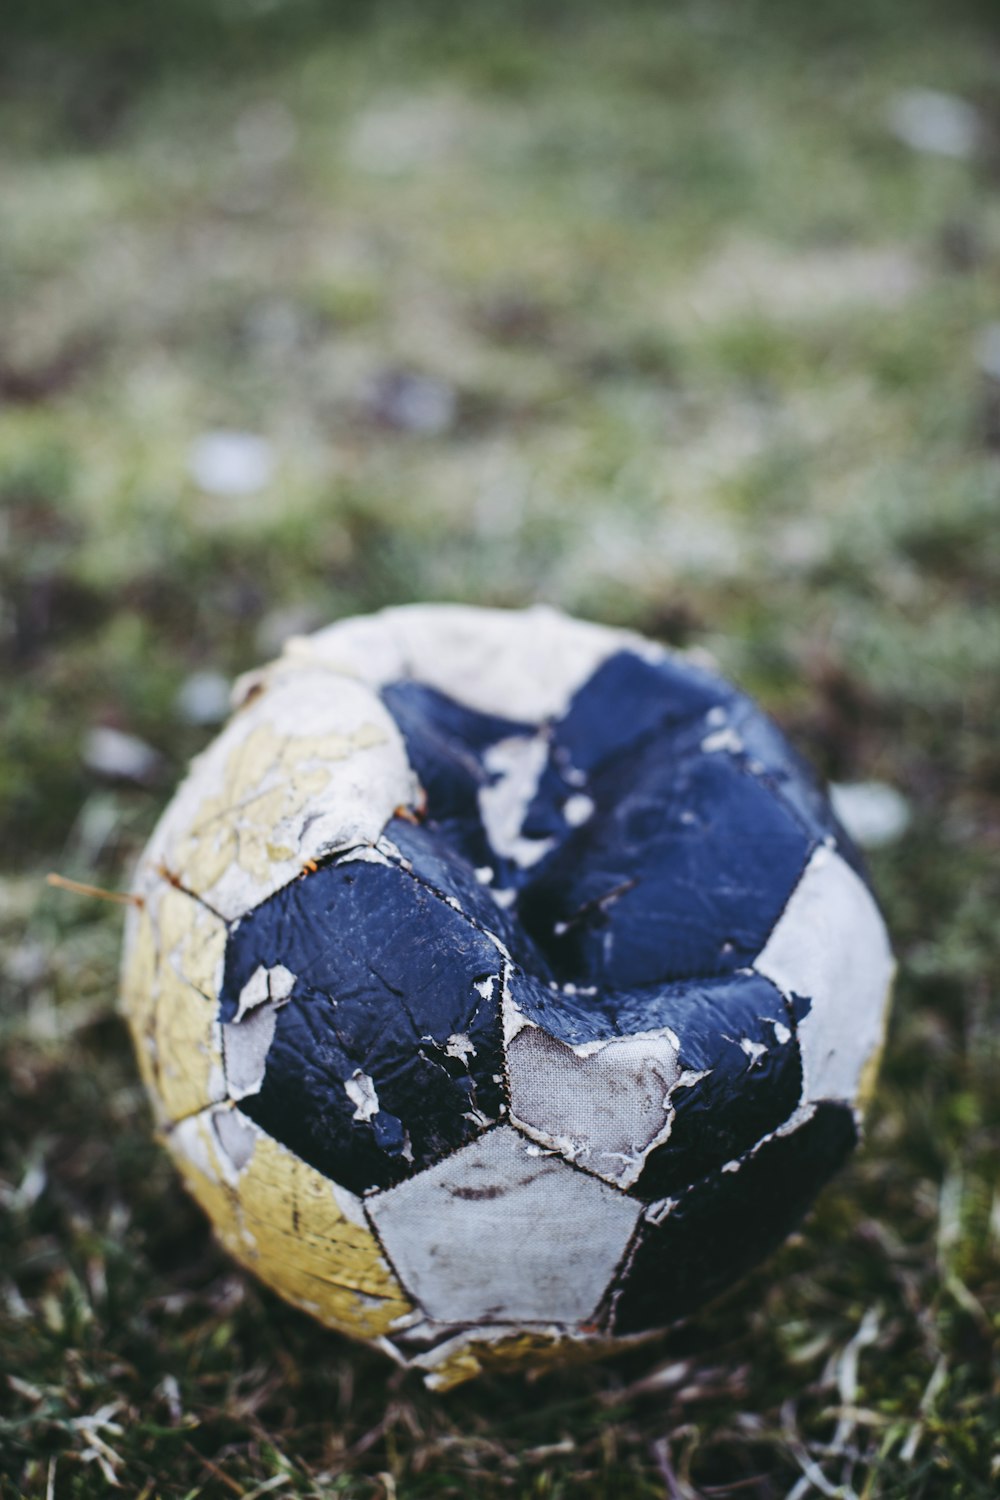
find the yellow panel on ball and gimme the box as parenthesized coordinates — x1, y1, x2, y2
(120, 905, 159, 1102)
(167, 1108, 413, 1342)
(120, 888, 227, 1125)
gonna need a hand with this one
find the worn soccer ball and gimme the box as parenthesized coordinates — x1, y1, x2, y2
(121, 605, 894, 1389)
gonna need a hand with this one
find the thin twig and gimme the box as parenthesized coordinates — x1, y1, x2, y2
(46, 872, 143, 907)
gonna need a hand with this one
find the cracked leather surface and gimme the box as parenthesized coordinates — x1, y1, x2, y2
(121, 604, 894, 1386)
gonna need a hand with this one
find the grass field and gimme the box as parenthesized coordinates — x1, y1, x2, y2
(1, 2, 999, 1494)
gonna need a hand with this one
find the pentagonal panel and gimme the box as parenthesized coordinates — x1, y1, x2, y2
(366, 1125, 640, 1325)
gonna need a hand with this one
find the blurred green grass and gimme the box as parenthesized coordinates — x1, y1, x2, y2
(1, 2, 999, 1496)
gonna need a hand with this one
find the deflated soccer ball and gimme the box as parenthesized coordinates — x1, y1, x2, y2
(121, 605, 894, 1389)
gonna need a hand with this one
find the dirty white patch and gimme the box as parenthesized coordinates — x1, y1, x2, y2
(830, 781, 911, 849)
(501, 985, 535, 1047)
(674, 1067, 712, 1094)
(169, 1113, 220, 1182)
(645, 1196, 678, 1227)
(474, 866, 494, 884)
(207, 1060, 227, 1103)
(771, 1020, 792, 1046)
(366, 1125, 639, 1325)
(473, 977, 495, 1003)
(479, 735, 553, 868)
(330, 1180, 369, 1229)
(286, 604, 664, 725)
(740, 1038, 768, 1066)
(211, 1106, 258, 1179)
(234, 963, 296, 1023)
(222, 1001, 281, 1101)
(484, 930, 514, 966)
(337, 843, 396, 869)
(886, 88, 980, 159)
(507, 1029, 682, 1189)
(773, 1102, 817, 1139)
(701, 726, 744, 754)
(562, 793, 594, 827)
(345, 1070, 380, 1122)
(568, 1024, 679, 1059)
(755, 847, 894, 1104)
(445, 1033, 476, 1063)
(268, 964, 296, 1000)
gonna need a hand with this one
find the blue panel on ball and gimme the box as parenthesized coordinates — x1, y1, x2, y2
(517, 739, 813, 988)
(219, 859, 506, 1194)
(385, 817, 549, 976)
(617, 972, 805, 1200)
(540, 649, 733, 773)
(381, 681, 536, 880)
(520, 650, 734, 844)
(609, 1102, 858, 1335)
(726, 695, 867, 878)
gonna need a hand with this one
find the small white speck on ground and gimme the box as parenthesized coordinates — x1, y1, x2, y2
(886, 88, 980, 159)
(831, 780, 911, 848)
(188, 431, 276, 497)
(82, 726, 160, 784)
(176, 671, 231, 727)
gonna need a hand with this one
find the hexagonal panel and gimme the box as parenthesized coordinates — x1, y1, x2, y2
(167, 1105, 413, 1340)
(755, 846, 895, 1104)
(506, 1025, 681, 1190)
